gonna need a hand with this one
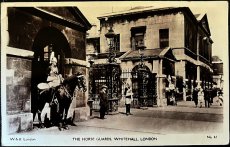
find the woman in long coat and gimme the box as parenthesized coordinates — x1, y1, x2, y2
(198, 88, 205, 108)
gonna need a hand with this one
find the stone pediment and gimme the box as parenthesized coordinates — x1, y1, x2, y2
(199, 14, 211, 35)
(38, 7, 91, 30)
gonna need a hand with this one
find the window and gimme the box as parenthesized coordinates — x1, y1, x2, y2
(114, 34, 120, 52)
(134, 33, 145, 49)
(159, 29, 169, 48)
(43, 44, 53, 61)
(93, 38, 100, 54)
(131, 26, 146, 50)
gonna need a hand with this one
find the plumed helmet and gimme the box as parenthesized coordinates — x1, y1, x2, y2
(51, 56, 57, 63)
(50, 51, 57, 64)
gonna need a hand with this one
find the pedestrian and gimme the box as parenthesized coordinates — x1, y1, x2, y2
(217, 89, 223, 106)
(204, 87, 211, 108)
(99, 85, 108, 119)
(218, 95, 223, 106)
(124, 84, 133, 115)
(198, 88, 204, 108)
(211, 87, 217, 104)
(192, 87, 199, 107)
(218, 89, 223, 97)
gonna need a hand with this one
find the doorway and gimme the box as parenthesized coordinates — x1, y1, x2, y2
(131, 65, 157, 107)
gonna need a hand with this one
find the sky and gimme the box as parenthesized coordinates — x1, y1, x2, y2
(75, 1, 228, 61)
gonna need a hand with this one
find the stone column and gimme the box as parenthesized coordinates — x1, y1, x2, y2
(2, 6, 9, 46)
(197, 65, 201, 87)
(156, 59, 167, 107)
(191, 79, 194, 100)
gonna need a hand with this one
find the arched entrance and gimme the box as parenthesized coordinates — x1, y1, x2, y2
(131, 65, 157, 107)
(31, 27, 71, 115)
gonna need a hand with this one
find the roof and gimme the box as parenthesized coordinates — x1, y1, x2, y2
(120, 47, 176, 61)
(98, 6, 192, 20)
(98, 6, 212, 38)
(71, 7, 92, 30)
(194, 13, 206, 21)
(97, 6, 200, 33)
(197, 13, 211, 35)
(17, 7, 92, 31)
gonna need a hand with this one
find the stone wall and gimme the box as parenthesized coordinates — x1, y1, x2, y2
(6, 57, 32, 114)
(6, 56, 33, 134)
(99, 12, 184, 53)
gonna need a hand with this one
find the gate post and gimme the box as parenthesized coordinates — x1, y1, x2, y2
(156, 59, 167, 107)
(156, 74, 167, 107)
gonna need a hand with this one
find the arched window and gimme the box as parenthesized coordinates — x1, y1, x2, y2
(43, 44, 53, 61)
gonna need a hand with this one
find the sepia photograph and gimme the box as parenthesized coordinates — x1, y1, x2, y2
(1, 1, 229, 146)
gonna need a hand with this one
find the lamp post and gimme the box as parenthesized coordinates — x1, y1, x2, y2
(137, 45, 148, 109)
(105, 26, 119, 114)
(87, 55, 95, 116)
(105, 27, 116, 64)
(88, 55, 95, 97)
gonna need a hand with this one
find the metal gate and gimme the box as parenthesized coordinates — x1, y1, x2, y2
(89, 64, 122, 112)
(122, 66, 157, 107)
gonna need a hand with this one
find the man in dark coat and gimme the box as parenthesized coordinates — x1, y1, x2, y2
(192, 87, 199, 107)
(99, 85, 108, 119)
(204, 87, 211, 108)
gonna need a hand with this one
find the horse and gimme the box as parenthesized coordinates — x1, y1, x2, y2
(33, 73, 87, 130)
(55, 73, 87, 130)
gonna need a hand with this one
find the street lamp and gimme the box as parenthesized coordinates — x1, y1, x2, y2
(105, 27, 116, 64)
(88, 55, 95, 67)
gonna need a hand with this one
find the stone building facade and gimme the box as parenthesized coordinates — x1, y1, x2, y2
(3, 7, 91, 134)
(212, 56, 224, 89)
(86, 7, 213, 107)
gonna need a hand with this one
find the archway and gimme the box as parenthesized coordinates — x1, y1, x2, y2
(131, 64, 156, 107)
(31, 27, 71, 115)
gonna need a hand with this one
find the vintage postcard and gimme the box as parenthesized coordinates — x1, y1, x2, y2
(1, 1, 229, 146)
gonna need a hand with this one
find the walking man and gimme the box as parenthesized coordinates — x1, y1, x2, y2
(192, 87, 199, 107)
(99, 85, 108, 119)
(204, 87, 210, 108)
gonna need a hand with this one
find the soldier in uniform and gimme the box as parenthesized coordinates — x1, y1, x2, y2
(124, 84, 133, 115)
(46, 45, 63, 126)
(47, 51, 63, 88)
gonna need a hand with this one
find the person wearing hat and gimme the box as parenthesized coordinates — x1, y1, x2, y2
(99, 85, 108, 119)
(192, 86, 199, 107)
(124, 84, 133, 115)
(47, 47, 63, 88)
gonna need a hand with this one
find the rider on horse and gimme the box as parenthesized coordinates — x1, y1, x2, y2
(47, 52, 64, 88)
(38, 51, 63, 93)
(36, 50, 63, 127)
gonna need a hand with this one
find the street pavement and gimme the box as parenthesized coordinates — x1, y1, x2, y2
(18, 98, 224, 135)
(8, 98, 226, 146)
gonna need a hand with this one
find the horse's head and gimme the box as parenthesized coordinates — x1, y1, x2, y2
(75, 72, 87, 92)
